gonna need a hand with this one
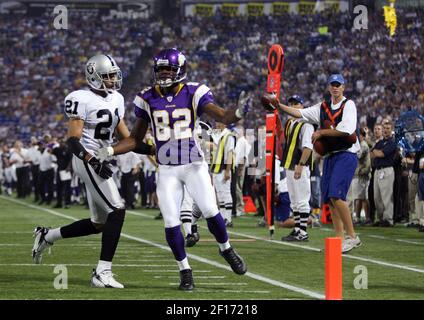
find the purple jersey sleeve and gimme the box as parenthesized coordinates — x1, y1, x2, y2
(133, 92, 152, 122)
(197, 91, 214, 116)
(134, 104, 151, 122)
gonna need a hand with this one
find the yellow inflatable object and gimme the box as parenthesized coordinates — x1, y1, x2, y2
(383, 0, 397, 37)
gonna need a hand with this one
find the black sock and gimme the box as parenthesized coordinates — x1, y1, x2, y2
(100, 209, 125, 261)
(60, 218, 100, 238)
(300, 212, 309, 232)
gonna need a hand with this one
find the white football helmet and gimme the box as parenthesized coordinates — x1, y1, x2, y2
(85, 54, 122, 93)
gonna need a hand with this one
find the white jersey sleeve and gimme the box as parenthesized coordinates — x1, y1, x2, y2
(64, 90, 88, 121)
(299, 103, 321, 125)
(300, 122, 314, 150)
(335, 100, 357, 135)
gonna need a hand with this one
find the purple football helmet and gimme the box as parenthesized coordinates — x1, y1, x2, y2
(153, 48, 187, 87)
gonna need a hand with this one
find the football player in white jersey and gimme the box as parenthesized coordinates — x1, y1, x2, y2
(97, 48, 251, 290)
(32, 54, 154, 288)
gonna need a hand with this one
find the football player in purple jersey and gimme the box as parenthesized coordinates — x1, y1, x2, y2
(97, 48, 251, 290)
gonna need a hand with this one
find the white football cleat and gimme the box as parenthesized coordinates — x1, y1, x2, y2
(342, 235, 362, 253)
(91, 269, 124, 289)
(32, 227, 53, 264)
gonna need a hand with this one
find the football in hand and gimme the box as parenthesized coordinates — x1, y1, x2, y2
(313, 139, 329, 156)
(260, 93, 279, 111)
(313, 120, 357, 156)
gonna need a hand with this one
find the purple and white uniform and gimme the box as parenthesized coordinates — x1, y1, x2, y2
(133, 82, 220, 228)
(134, 82, 213, 165)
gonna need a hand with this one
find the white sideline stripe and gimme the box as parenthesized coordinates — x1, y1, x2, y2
(200, 226, 322, 253)
(0, 264, 172, 268)
(169, 282, 248, 286)
(119, 259, 172, 262)
(127, 210, 154, 219)
(1, 196, 324, 300)
(368, 235, 424, 246)
(154, 276, 225, 279)
(202, 227, 424, 274)
(322, 227, 424, 246)
(0, 231, 32, 234)
(196, 290, 271, 294)
(142, 270, 211, 273)
(341, 255, 424, 273)
(0, 244, 140, 248)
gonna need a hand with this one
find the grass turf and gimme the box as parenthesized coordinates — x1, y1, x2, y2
(1, 195, 424, 300)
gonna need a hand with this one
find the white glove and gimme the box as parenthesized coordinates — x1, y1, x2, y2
(235, 91, 252, 119)
(96, 146, 114, 163)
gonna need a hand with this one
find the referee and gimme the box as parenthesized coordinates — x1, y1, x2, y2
(280, 95, 314, 242)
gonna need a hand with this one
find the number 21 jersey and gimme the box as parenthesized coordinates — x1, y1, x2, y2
(64, 89, 125, 155)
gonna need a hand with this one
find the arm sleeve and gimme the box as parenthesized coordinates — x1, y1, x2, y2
(66, 136, 90, 161)
(64, 92, 87, 121)
(133, 94, 151, 122)
(300, 123, 314, 150)
(225, 135, 236, 155)
(193, 84, 214, 117)
(299, 103, 321, 125)
(335, 100, 357, 135)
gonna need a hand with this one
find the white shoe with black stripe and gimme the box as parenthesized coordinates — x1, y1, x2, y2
(32, 227, 53, 264)
(91, 269, 124, 289)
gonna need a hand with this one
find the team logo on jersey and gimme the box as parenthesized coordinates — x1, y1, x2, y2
(166, 96, 173, 103)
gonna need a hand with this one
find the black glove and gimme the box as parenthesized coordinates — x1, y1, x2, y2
(88, 156, 113, 179)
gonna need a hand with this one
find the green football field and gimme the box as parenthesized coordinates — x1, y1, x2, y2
(1, 194, 424, 300)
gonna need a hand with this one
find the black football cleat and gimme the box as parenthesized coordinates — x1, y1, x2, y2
(185, 234, 198, 248)
(219, 247, 247, 275)
(191, 224, 200, 242)
(179, 269, 195, 291)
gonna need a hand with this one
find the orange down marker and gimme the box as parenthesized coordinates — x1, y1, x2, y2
(325, 237, 342, 300)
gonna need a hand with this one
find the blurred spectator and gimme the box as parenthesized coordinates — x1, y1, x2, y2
(413, 150, 424, 232)
(52, 137, 73, 208)
(38, 141, 57, 205)
(352, 128, 371, 225)
(27, 137, 42, 202)
(9, 140, 31, 198)
(371, 121, 397, 226)
(117, 152, 142, 210)
(233, 124, 251, 217)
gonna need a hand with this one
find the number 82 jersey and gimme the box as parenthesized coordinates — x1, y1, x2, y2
(64, 89, 125, 155)
(133, 82, 214, 165)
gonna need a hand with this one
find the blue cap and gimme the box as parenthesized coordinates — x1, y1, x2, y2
(288, 95, 304, 104)
(327, 74, 345, 85)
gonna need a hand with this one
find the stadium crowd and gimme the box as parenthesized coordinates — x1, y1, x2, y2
(1, 7, 424, 232)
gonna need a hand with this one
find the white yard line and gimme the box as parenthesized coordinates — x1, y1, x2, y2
(367, 235, 424, 246)
(195, 290, 271, 294)
(1, 196, 325, 300)
(127, 210, 154, 219)
(154, 275, 225, 279)
(169, 282, 248, 286)
(322, 227, 424, 246)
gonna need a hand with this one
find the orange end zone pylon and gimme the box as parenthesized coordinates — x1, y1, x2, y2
(265, 44, 284, 239)
(325, 237, 342, 300)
